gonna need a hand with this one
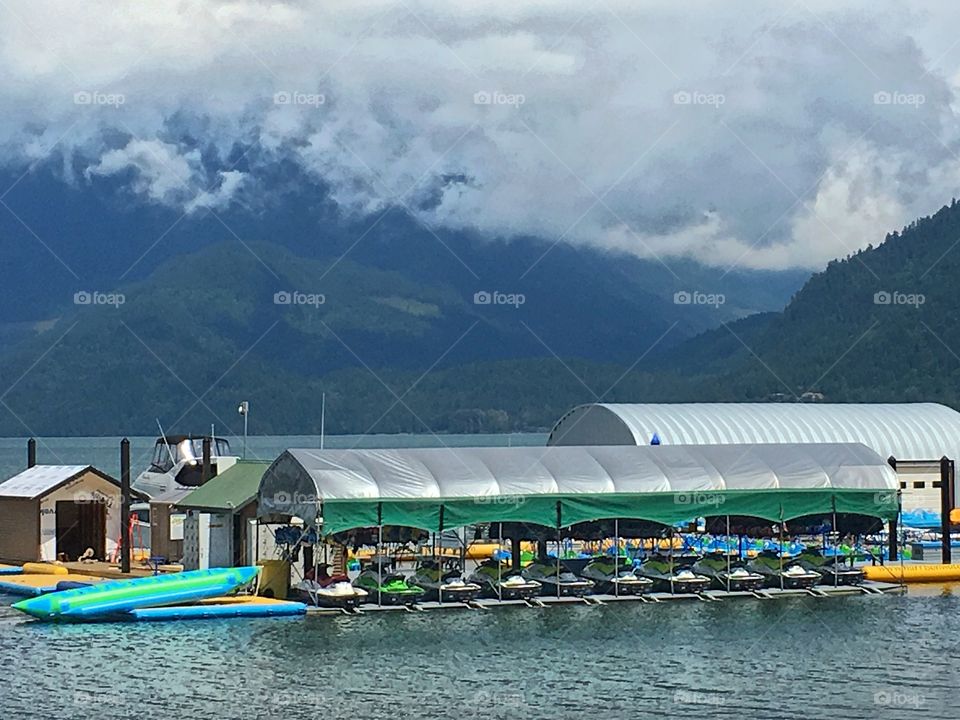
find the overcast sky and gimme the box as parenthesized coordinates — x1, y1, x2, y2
(3, 1, 960, 270)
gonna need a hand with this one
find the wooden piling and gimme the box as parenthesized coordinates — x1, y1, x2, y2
(120, 438, 131, 574)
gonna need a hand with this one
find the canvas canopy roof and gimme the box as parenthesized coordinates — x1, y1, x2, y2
(258, 444, 899, 533)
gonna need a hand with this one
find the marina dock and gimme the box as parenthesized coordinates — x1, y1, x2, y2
(300, 579, 905, 617)
(0, 560, 911, 622)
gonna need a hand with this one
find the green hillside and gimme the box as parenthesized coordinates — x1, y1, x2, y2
(0, 242, 694, 436)
(661, 199, 960, 405)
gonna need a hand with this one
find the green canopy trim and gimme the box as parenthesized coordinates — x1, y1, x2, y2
(320, 489, 898, 535)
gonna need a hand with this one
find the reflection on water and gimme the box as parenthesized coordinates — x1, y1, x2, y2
(0, 591, 955, 719)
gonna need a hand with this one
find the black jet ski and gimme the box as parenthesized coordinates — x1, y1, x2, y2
(580, 556, 653, 595)
(468, 559, 543, 600)
(522, 560, 594, 597)
(408, 559, 482, 603)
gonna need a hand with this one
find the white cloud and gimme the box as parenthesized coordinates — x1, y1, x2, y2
(84, 139, 244, 212)
(2, 1, 960, 269)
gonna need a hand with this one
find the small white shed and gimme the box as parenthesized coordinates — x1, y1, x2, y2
(0, 465, 123, 563)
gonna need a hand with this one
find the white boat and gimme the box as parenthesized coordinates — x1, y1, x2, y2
(133, 435, 238, 499)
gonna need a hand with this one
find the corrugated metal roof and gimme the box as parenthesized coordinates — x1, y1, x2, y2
(0, 465, 94, 499)
(548, 403, 960, 461)
(177, 462, 268, 512)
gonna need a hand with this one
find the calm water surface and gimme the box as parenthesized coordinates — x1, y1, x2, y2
(0, 588, 956, 719)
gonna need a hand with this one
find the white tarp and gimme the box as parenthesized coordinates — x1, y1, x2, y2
(258, 443, 897, 522)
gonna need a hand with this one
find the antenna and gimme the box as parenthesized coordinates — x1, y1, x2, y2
(156, 418, 174, 464)
(238, 401, 249, 459)
(320, 392, 326, 450)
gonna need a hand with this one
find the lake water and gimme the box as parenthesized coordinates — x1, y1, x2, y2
(0, 433, 549, 481)
(0, 587, 956, 719)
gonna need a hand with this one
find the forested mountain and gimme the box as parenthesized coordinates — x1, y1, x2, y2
(653, 199, 960, 405)
(5, 190, 960, 436)
(0, 167, 806, 436)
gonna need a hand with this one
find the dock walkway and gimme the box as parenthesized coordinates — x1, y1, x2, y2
(303, 580, 902, 616)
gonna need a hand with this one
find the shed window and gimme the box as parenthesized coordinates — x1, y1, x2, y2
(912, 481, 926, 489)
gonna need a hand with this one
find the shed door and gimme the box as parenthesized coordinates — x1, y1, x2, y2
(56, 501, 106, 561)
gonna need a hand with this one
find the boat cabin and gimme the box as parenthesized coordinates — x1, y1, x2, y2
(148, 436, 233, 483)
(134, 436, 238, 498)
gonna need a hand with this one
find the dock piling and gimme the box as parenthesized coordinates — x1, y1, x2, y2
(27, 438, 36, 468)
(940, 457, 954, 564)
(201, 437, 211, 485)
(887, 456, 898, 562)
(120, 438, 131, 574)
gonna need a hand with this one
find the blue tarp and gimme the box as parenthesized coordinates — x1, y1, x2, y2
(901, 509, 941, 528)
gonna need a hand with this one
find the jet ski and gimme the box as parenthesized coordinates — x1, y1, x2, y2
(353, 557, 425, 606)
(796, 548, 864, 585)
(408, 559, 482, 603)
(468, 559, 542, 600)
(748, 550, 821, 589)
(580, 556, 653, 595)
(522, 560, 594, 597)
(295, 563, 368, 609)
(636, 554, 711, 593)
(692, 552, 765, 591)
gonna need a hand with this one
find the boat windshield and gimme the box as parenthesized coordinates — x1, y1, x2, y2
(149, 438, 232, 473)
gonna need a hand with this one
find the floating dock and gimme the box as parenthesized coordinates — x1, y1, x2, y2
(127, 596, 306, 621)
(302, 580, 903, 615)
(0, 573, 103, 597)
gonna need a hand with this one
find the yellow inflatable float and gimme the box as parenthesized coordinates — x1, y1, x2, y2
(863, 563, 960, 583)
(21, 563, 69, 575)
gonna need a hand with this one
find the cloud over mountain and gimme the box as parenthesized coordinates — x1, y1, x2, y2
(2, 1, 960, 270)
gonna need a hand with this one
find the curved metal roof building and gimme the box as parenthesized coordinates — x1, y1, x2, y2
(547, 403, 960, 462)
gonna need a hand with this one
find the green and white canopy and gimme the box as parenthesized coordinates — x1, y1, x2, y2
(257, 443, 899, 534)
